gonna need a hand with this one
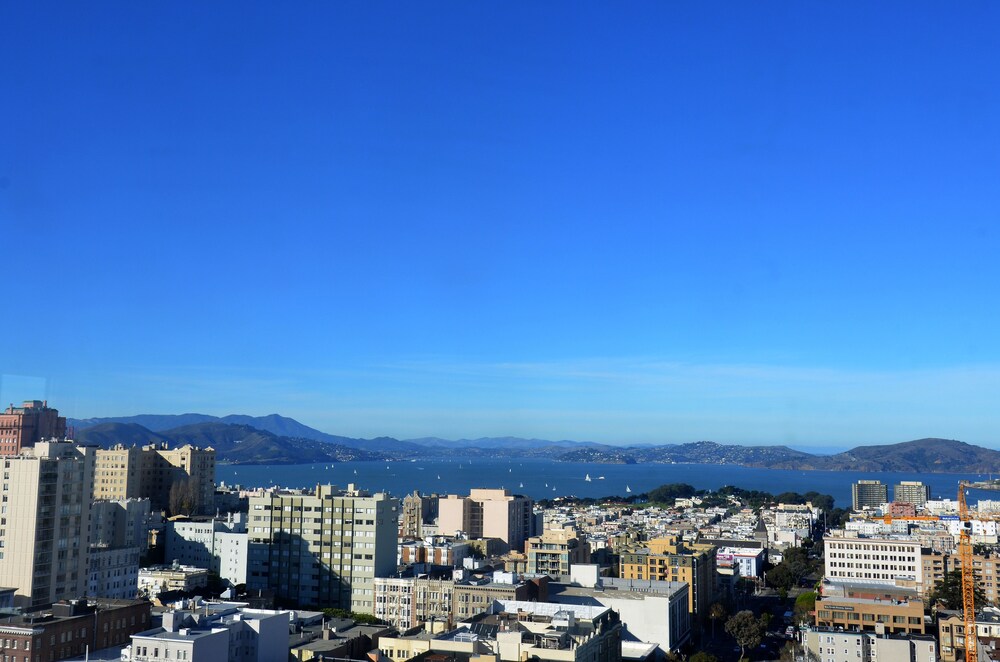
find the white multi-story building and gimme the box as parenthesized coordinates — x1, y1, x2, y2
(247, 483, 398, 613)
(89, 545, 141, 599)
(803, 627, 937, 662)
(89, 498, 150, 599)
(715, 546, 766, 579)
(0, 440, 95, 608)
(824, 533, 924, 590)
(166, 512, 248, 587)
(125, 600, 287, 662)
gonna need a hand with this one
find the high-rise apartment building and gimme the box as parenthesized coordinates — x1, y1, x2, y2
(247, 484, 398, 613)
(894, 481, 931, 507)
(93, 445, 142, 500)
(0, 440, 95, 608)
(852, 480, 888, 511)
(437, 488, 534, 552)
(93, 443, 215, 515)
(0, 400, 66, 455)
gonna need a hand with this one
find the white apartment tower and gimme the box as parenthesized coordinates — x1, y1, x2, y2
(247, 484, 398, 614)
(0, 440, 96, 608)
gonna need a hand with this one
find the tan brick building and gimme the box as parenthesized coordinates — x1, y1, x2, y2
(619, 537, 716, 618)
(92, 443, 215, 514)
(0, 400, 66, 456)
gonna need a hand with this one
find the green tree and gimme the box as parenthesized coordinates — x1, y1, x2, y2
(725, 610, 765, 660)
(794, 591, 817, 625)
(647, 483, 697, 503)
(930, 568, 988, 610)
(766, 563, 794, 598)
(690, 653, 720, 662)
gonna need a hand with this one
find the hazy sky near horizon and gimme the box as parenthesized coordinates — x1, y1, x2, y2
(2, 3, 999, 447)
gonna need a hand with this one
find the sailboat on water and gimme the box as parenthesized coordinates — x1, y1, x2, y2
(626, 485, 632, 494)
(585, 473, 592, 482)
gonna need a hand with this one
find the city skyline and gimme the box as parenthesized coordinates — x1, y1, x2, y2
(3, 4, 1000, 447)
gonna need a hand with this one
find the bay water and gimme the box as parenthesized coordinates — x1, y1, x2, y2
(216, 457, 984, 510)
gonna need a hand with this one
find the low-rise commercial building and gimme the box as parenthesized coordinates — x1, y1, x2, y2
(814, 582, 925, 635)
(0, 599, 150, 662)
(138, 563, 209, 602)
(802, 627, 937, 662)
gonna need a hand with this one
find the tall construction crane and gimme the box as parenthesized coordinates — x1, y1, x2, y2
(957, 480, 1000, 661)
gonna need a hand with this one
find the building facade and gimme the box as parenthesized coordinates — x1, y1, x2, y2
(525, 524, 591, 577)
(0, 441, 95, 608)
(0, 599, 150, 662)
(823, 534, 924, 590)
(619, 537, 716, 618)
(894, 481, 931, 507)
(247, 484, 399, 613)
(0, 400, 66, 456)
(165, 513, 248, 587)
(802, 627, 937, 662)
(437, 489, 534, 552)
(94, 444, 216, 515)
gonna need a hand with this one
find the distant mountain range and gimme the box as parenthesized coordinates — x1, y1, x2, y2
(68, 414, 1000, 473)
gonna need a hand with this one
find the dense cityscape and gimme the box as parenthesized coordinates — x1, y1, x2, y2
(0, 399, 995, 661)
(5, 4, 997, 661)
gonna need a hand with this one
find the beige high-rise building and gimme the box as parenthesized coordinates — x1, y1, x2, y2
(247, 484, 399, 614)
(139, 443, 215, 514)
(92, 443, 215, 515)
(437, 488, 533, 552)
(0, 440, 95, 608)
(93, 445, 143, 500)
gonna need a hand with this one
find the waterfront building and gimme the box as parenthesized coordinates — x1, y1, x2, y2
(894, 481, 932, 507)
(0, 400, 66, 456)
(246, 483, 398, 614)
(618, 536, 716, 619)
(852, 480, 888, 511)
(437, 488, 534, 552)
(0, 440, 95, 608)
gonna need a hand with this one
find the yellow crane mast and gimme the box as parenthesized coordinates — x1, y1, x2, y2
(957, 480, 1000, 662)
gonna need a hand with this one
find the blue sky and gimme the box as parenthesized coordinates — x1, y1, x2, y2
(2, 3, 999, 448)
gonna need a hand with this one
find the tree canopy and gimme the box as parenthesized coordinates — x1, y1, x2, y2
(725, 610, 766, 659)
